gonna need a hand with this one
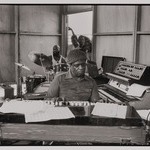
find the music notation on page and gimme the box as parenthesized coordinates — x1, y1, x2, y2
(0, 100, 75, 123)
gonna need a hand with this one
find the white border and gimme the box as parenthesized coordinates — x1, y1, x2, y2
(0, 1, 150, 150)
(0, 0, 150, 4)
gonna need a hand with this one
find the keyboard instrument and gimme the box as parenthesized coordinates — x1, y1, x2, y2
(98, 61, 150, 110)
(0, 61, 150, 145)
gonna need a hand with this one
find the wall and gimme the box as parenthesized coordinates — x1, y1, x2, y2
(67, 5, 92, 14)
(0, 5, 61, 83)
(139, 6, 150, 65)
(19, 5, 61, 76)
(94, 5, 136, 69)
(0, 5, 15, 83)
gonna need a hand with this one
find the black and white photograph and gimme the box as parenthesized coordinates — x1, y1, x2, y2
(0, 1, 150, 149)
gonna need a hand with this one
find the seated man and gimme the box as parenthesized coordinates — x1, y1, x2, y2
(51, 45, 67, 74)
(52, 45, 66, 66)
(47, 49, 100, 103)
(28, 45, 67, 72)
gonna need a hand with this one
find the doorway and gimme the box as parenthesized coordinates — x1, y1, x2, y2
(67, 11, 93, 47)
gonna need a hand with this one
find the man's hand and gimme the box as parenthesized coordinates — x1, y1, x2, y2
(48, 97, 64, 102)
(46, 97, 68, 106)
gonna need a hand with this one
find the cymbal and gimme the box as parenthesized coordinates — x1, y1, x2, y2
(28, 51, 52, 68)
(15, 62, 31, 71)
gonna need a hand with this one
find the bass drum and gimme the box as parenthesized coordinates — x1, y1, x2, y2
(33, 81, 50, 93)
(26, 75, 46, 93)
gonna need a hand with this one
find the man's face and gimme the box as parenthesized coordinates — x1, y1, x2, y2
(70, 59, 86, 78)
(53, 46, 60, 57)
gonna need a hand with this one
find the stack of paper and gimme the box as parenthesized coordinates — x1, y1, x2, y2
(0, 86, 4, 97)
(25, 106, 75, 123)
(136, 110, 150, 121)
(0, 99, 75, 123)
(126, 83, 150, 97)
(91, 102, 129, 119)
(0, 99, 45, 114)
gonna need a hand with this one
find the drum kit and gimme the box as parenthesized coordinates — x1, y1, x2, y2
(15, 51, 68, 95)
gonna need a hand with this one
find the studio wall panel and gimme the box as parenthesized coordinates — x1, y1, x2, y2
(67, 5, 92, 14)
(96, 6, 135, 32)
(139, 35, 150, 66)
(140, 6, 150, 31)
(95, 36, 133, 69)
(19, 5, 60, 33)
(0, 5, 15, 31)
(19, 5, 61, 76)
(0, 5, 15, 82)
(0, 35, 15, 82)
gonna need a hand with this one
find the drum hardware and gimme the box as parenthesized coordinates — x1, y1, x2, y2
(15, 62, 31, 100)
(25, 75, 46, 93)
(15, 63, 31, 71)
(28, 51, 68, 81)
(45, 70, 55, 83)
(28, 51, 52, 68)
(53, 63, 69, 74)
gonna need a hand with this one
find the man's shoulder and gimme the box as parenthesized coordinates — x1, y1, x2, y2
(85, 74, 94, 81)
(85, 75, 97, 85)
(54, 71, 68, 80)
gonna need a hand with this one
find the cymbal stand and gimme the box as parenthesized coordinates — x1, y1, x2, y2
(17, 67, 23, 100)
(15, 62, 31, 100)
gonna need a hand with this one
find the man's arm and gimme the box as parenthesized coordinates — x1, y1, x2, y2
(47, 75, 60, 98)
(90, 79, 100, 102)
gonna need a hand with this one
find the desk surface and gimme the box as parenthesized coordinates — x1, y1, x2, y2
(0, 100, 148, 145)
(0, 123, 146, 145)
(0, 113, 147, 145)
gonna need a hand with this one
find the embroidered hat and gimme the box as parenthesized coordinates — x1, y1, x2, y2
(67, 49, 87, 64)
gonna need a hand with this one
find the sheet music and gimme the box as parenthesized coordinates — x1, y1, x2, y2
(91, 102, 128, 119)
(0, 99, 46, 114)
(126, 83, 150, 97)
(0, 86, 4, 97)
(25, 106, 75, 123)
(136, 110, 150, 121)
(116, 104, 128, 119)
(0, 99, 75, 123)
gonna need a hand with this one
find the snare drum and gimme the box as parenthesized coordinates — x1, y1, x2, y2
(26, 75, 46, 93)
(53, 63, 68, 74)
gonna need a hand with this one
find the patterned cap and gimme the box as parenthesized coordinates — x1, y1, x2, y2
(67, 49, 87, 64)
